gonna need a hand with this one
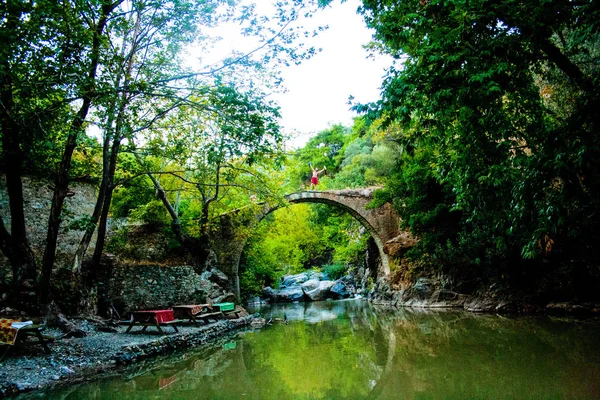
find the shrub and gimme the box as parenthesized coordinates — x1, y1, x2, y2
(322, 263, 346, 280)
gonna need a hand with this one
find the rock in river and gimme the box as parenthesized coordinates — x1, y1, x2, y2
(302, 280, 335, 301)
(263, 286, 304, 302)
(330, 281, 349, 299)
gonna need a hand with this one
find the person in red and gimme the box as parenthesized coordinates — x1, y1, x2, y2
(309, 164, 326, 190)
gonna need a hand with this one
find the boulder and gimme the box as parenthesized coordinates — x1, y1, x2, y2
(250, 317, 267, 328)
(281, 273, 310, 288)
(302, 280, 335, 301)
(301, 279, 320, 292)
(198, 280, 227, 302)
(212, 292, 236, 304)
(264, 271, 359, 302)
(207, 267, 230, 287)
(330, 280, 350, 299)
(263, 286, 305, 302)
(412, 278, 434, 299)
(308, 271, 325, 281)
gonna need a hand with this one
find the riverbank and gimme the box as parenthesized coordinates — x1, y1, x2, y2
(0, 315, 254, 397)
(367, 274, 600, 314)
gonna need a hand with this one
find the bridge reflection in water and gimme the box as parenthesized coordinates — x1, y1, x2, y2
(48, 300, 600, 399)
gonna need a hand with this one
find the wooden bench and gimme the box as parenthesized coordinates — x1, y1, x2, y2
(172, 304, 215, 325)
(195, 311, 224, 323)
(213, 303, 240, 318)
(18, 325, 54, 354)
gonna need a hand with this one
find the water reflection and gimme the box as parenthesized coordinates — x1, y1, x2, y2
(40, 300, 600, 399)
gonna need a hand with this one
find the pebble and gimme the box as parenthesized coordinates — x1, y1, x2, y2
(60, 366, 75, 374)
(1, 315, 254, 397)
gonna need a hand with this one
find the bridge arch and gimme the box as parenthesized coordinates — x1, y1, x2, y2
(211, 188, 410, 298)
(280, 191, 391, 274)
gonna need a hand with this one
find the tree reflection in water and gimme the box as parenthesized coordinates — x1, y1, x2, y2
(45, 300, 600, 400)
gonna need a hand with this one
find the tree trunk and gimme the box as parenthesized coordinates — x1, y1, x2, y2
(71, 109, 116, 275)
(0, 57, 37, 288)
(39, 5, 115, 305)
(89, 139, 121, 276)
(44, 302, 87, 338)
(74, 8, 140, 313)
(146, 166, 213, 271)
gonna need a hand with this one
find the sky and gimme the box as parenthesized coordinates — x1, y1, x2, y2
(271, 0, 392, 145)
(203, 0, 393, 148)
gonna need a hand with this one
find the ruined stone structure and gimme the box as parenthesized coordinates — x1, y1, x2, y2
(211, 188, 416, 298)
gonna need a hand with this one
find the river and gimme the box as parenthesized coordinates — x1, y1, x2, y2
(41, 300, 599, 399)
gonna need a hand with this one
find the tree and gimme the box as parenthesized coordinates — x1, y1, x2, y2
(65, 0, 330, 309)
(70, 0, 222, 288)
(356, 0, 600, 269)
(135, 83, 284, 271)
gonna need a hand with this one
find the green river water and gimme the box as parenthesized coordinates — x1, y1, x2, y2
(44, 300, 599, 399)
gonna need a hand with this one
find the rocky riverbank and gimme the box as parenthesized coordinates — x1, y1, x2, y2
(368, 276, 600, 314)
(0, 314, 254, 398)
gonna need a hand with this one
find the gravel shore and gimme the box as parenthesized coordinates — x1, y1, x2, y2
(0, 316, 253, 397)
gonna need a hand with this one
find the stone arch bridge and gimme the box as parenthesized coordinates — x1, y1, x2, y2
(211, 188, 416, 298)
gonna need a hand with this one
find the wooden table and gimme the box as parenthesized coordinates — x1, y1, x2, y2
(125, 310, 178, 334)
(0, 322, 53, 355)
(172, 304, 223, 324)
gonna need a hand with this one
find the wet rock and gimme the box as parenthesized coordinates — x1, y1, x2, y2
(412, 278, 434, 298)
(281, 273, 310, 288)
(302, 280, 335, 301)
(263, 286, 305, 302)
(330, 281, 350, 299)
(464, 298, 497, 312)
(301, 279, 320, 293)
(266, 272, 358, 303)
(250, 317, 267, 328)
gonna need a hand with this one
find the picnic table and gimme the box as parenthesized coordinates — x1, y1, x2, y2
(212, 302, 239, 318)
(172, 304, 222, 324)
(125, 310, 179, 334)
(0, 319, 52, 354)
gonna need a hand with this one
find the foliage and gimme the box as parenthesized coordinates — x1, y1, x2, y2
(322, 263, 346, 280)
(111, 177, 157, 218)
(240, 201, 369, 296)
(355, 0, 600, 269)
(128, 200, 170, 226)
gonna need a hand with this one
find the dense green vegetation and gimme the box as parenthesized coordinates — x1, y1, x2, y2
(354, 0, 600, 289)
(244, 0, 600, 297)
(1, 0, 598, 310)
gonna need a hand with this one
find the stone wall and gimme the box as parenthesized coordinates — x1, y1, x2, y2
(109, 264, 228, 313)
(0, 176, 101, 282)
